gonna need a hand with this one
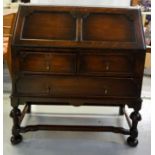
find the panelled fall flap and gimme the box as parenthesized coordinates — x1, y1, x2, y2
(12, 5, 146, 49)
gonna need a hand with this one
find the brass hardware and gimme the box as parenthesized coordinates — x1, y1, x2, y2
(46, 65, 50, 71)
(105, 62, 110, 71)
(105, 65, 109, 71)
(104, 89, 108, 95)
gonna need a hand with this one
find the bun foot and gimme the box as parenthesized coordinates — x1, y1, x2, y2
(127, 136, 138, 147)
(10, 109, 21, 118)
(10, 135, 23, 145)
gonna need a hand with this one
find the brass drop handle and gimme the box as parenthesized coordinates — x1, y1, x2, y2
(46, 65, 50, 71)
(45, 61, 50, 71)
(105, 63, 110, 71)
(45, 54, 51, 71)
(104, 89, 108, 95)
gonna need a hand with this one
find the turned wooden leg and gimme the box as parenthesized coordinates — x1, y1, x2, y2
(10, 106, 23, 145)
(127, 101, 142, 147)
(119, 106, 125, 115)
(27, 103, 31, 113)
(11, 0, 18, 2)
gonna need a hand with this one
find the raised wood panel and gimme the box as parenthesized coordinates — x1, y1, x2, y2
(22, 11, 76, 40)
(83, 13, 135, 42)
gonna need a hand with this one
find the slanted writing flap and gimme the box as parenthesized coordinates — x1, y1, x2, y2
(12, 5, 146, 50)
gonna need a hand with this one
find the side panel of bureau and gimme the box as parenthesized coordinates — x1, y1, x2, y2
(82, 13, 135, 42)
(22, 11, 76, 40)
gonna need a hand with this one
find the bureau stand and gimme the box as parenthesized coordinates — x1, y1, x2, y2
(10, 101, 142, 147)
(10, 5, 146, 146)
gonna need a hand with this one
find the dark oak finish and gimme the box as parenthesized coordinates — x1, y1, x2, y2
(16, 76, 139, 97)
(83, 13, 135, 42)
(10, 5, 146, 146)
(22, 12, 76, 40)
(19, 52, 77, 73)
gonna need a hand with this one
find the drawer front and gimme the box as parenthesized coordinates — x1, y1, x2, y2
(50, 53, 76, 73)
(19, 52, 76, 73)
(51, 77, 138, 98)
(79, 54, 134, 75)
(16, 76, 138, 98)
(19, 52, 48, 72)
(16, 76, 48, 95)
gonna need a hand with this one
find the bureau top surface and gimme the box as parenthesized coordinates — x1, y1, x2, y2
(12, 5, 145, 50)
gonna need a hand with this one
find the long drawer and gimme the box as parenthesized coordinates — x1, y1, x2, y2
(16, 75, 139, 98)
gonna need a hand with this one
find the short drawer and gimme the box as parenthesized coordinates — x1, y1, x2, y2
(79, 54, 134, 75)
(19, 52, 76, 73)
(16, 75, 139, 98)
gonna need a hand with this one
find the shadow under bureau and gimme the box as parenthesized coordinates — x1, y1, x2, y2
(10, 5, 146, 146)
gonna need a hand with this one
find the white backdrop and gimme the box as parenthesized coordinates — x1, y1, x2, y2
(31, 0, 131, 7)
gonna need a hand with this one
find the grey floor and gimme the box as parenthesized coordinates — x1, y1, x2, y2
(3, 64, 151, 155)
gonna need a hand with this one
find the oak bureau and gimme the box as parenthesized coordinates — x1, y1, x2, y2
(10, 5, 146, 146)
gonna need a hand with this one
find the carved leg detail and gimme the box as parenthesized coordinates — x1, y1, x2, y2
(10, 108, 21, 118)
(127, 110, 141, 147)
(119, 106, 125, 115)
(10, 106, 23, 145)
(11, 134, 23, 145)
